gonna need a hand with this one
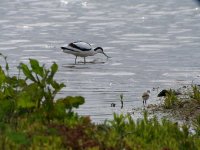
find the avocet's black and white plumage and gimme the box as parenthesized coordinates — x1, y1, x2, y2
(61, 41, 110, 64)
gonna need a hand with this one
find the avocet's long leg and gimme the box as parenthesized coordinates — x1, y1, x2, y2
(84, 57, 86, 64)
(75, 56, 77, 64)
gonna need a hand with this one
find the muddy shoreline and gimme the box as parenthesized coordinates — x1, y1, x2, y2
(132, 85, 200, 126)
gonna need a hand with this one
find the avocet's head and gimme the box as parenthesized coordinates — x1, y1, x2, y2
(94, 47, 111, 58)
(61, 45, 68, 52)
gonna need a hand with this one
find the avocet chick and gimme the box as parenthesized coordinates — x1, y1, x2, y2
(142, 90, 150, 105)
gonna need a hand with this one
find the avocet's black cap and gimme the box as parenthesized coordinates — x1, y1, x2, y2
(94, 47, 111, 58)
(94, 47, 103, 51)
(61, 47, 67, 50)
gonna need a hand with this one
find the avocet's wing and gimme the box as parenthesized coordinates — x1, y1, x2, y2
(70, 41, 92, 51)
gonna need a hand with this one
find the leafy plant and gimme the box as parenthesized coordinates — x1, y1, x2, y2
(0, 55, 85, 124)
(0, 54, 21, 123)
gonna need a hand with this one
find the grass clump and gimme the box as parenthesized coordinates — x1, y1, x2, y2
(95, 112, 200, 150)
(163, 89, 179, 109)
(191, 85, 200, 104)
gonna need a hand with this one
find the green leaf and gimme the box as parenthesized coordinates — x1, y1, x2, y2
(17, 79, 27, 88)
(51, 62, 58, 75)
(0, 99, 14, 121)
(72, 96, 85, 108)
(6, 62, 9, 71)
(59, 83, 66, 89)
(0, 66, 6, 86)
(51, 81, 65, 92)
(29, 59, 44, 77)
(46, 63, 58, 84)
(56, 96, 85, 110)
(17, 93, 35, 109)
(6, 131, 30, 145)
(54, 102, 66, 119)
(17, 83, 41, 109)
(19, 83, 44, 108)
(21, 63, 36, 81)
(5, 76, 18, 87)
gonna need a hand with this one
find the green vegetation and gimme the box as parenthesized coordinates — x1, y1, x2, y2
(0, 53, 200, 149)
(159, 86, 200, 121)
(163, 89, 179, 109)
(162, 85, 200, 109)
(191, 85, 200, 103)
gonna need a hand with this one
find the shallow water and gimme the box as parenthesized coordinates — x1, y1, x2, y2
(0, 0, 200, 122)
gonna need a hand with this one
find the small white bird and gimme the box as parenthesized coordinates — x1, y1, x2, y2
(142, 90, 150, 105)
(61, 41, 110, 64)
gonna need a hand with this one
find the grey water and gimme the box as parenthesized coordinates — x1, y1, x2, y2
(0, 0, 200, 122)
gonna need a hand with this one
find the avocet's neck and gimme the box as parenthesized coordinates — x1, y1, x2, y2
(94, 47, 103, 53)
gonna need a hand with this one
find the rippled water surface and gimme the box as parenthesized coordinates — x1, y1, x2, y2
(0, 0, 200, 122)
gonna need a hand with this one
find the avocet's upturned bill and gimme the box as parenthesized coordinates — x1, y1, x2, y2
(61, 41, 111, 64)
